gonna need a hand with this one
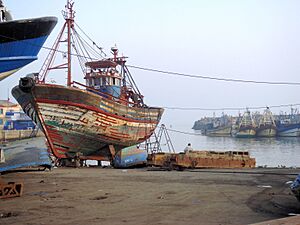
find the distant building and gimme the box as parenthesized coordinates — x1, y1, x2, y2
(0, 100, 21, 130)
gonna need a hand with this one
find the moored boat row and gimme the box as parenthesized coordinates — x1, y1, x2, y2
(194, 107, 300, 138)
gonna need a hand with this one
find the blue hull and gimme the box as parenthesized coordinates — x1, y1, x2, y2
(277, 123, 300, 137)
(0, 36, 48, 80)
(0, 137, 51, 172)
(0, 17, 57, 81)
(291, 174, 300, 202)
(113, 146, 147, 168)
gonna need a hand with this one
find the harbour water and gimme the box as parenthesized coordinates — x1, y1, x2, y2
(165, 125, 300, 168)
(2, 127, 300, 168)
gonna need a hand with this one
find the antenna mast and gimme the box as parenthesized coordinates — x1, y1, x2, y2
(65, 0, 75, 86)
(38, 0, 75, 86)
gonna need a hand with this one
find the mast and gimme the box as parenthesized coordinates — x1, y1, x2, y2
(66, 0, 74, 87)
(38, 0, 75, 85)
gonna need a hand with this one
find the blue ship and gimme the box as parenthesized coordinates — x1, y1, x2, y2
(0, 1, 57, 81)
(275, 108, 300, 137)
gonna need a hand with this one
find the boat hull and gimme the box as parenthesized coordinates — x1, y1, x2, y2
(0, 17, 57, 81)
(113, 146, 147, 168)
(235, 128, 256, 138)
(291, 174, 300, 202)
(12, 80, 164, 159)
(256, 126, 277, 137)
(205, 126, 232, 137)
(277, 124, 300, 137)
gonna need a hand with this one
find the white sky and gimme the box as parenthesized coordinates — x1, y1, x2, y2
(3, 0, 300, 129)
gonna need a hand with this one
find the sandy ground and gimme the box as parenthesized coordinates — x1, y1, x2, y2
(0, 167, 300, 225)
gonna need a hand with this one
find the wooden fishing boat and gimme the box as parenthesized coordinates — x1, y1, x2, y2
(12, 1, 163, 161)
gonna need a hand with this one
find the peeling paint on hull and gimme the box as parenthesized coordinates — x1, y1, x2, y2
(12, 83, 164, 159)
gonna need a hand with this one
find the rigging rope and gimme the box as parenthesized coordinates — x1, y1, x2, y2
(161, 103, 300, 111)
(127, 65, 300, 86)
(74, 21, 106, 57)
(156, 125, 201, 136)
(1, 32, 300, 86)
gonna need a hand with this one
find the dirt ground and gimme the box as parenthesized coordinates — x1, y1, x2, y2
(0, 167, 300, 225)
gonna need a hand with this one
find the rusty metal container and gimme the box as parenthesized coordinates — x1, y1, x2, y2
(148, 150, 256, 170)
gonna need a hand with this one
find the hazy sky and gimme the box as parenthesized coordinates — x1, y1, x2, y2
(3, 0, 300, 129)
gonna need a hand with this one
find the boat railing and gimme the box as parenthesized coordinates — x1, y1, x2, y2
(72, 81, 143, 107)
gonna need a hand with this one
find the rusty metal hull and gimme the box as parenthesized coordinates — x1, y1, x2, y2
(256, 125, 277, 137)
(12, 83, 164, 159)
(148, 151, 256, 169)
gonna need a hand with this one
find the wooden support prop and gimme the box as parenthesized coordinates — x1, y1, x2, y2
(109, 145, 116, 161)
(0, 148, 5, 163)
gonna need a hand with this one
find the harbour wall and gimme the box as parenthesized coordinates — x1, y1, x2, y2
(0, 129, 44, 141)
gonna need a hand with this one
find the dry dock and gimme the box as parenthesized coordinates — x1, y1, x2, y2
(0, 167, 300, 225)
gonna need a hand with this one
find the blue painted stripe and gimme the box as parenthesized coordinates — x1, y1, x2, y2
(0, 56, 37, 61)
(0, 36, 48, 73)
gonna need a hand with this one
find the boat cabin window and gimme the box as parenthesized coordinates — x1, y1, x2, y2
(102, 77, 106, 85)
(95, 78, 100, 86)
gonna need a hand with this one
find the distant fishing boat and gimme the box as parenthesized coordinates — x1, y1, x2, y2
(12, 1, 163, 161)
(204, 125, 232, 137)
(256, 107, 276, 137)
(276, 108, 300, 137)
(0, 0, 57, 81)
(235, 109, 256, 138)
(202, 113, 232, 137)
(276, 123, 300, 137)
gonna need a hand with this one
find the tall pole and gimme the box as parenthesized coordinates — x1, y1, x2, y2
(66, 0, 74, 87)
